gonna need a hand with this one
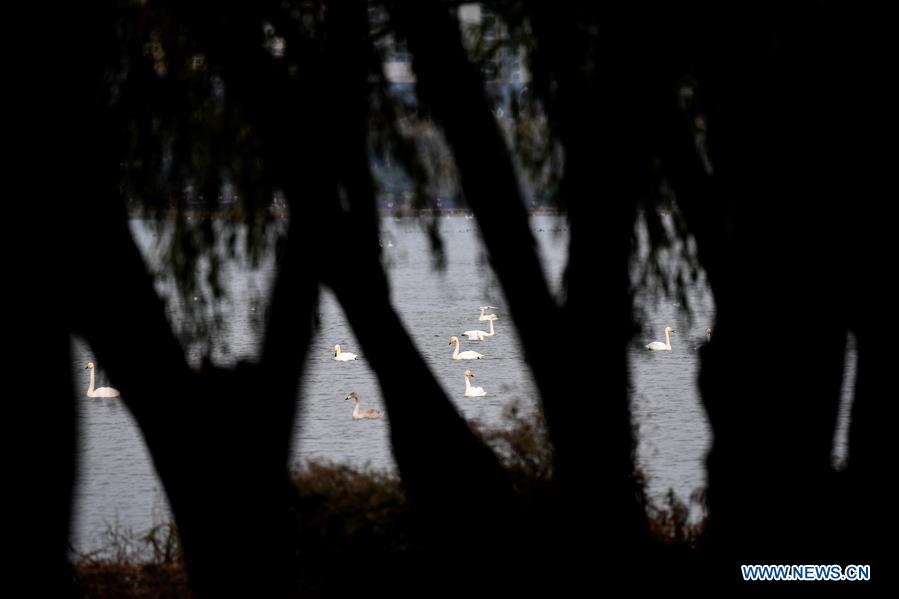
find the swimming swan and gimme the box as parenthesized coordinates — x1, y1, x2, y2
(346, 392, 384, 419)
(449, 336, 483, 360)
(334, 344, 357, 361)
(478, 306, 499, 321)
(646, 327, 675, 351)
(85, 362, 120, 398)
(463, 369, 487, 397)
(462, 315, 496, 341)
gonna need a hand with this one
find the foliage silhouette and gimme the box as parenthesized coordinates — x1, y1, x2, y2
(16, 0, 891, 595)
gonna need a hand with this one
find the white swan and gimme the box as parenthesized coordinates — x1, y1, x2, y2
(85, 362, 120, 398)
(449, 336, 483, 360)
(346, 392, 383, 420)
(334, 344, 357, 361)
(478, 306, 499, 321)
(463, 369, 487, 397)
(462, 315, 496, 341)
(646, 326, 675, 351)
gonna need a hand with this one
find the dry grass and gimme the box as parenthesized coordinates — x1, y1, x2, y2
(73, 523, 189, 598)
(72, 407, 704, 596)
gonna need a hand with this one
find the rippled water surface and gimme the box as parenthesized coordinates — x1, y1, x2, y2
(71, 215, 853, 551)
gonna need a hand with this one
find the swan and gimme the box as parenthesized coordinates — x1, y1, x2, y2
(85, 362, 120, 398)
(449, 336, 483, 360)
(478, 306, 499, 321)
(463, 369, 487, 397)
(334, 344, 357, 361)
(462, 315, 497, 341)
(646, 326, 675, 351)
(346, 392, 384, 420)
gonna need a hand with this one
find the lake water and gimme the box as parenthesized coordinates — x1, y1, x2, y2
(70, 215, 853, 552)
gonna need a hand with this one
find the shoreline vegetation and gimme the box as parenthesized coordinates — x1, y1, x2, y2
(72, 407, 704, 597)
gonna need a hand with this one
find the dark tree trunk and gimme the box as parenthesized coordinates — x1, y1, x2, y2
(14, 303, 77, 596)
(12, 4, 82, 593)
(316, 3, 525, 591)
(526, 3, 652, 552)
(661, 10, 860, 585)
(70, 166, 313, 596)
(390, 3, 649, 588)
(391, 0, 563, 421)
(839, 11, 895, 584)
(59, 5, 323, 594)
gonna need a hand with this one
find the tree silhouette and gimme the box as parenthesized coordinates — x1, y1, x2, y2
(17, 1, 891, 595)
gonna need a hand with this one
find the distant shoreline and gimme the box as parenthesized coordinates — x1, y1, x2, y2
(127, 206, 562, 220)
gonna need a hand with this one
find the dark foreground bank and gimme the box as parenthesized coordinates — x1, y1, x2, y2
(72, 409, 703, 597)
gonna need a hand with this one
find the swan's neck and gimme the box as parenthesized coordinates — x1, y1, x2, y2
(465, 376, 472, 391)
(353, 399, 362, 418)
(452, 340, 460, 358)
(336, 348, 341, 358)
(88, 369, 95, 395)
(487, 319, 494, 335)
(665, 329, 671, 349)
